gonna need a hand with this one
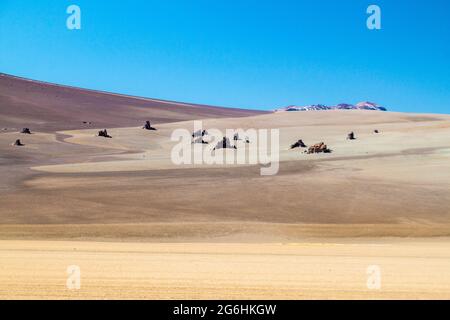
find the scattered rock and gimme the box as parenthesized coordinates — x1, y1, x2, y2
(213, 137, 237, 150)
(192, 137, 208, 144)
(374, 129, 380, 134)
(233, 133, 240, 141)
(143, 121, 157, 131)
(192, 130, 208, 138)
(21, 128, 32, 134)
(98, 129, 112, 138)
(306, 142, 332, 154)
(290, 139, 307, 149)
(347, 132, 356, 140)
(13, 139, 24, 146)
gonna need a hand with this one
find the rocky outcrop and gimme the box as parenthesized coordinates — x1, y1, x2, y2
(143, 121, 157, 131)
(98, 129, 112, 138)
(347, 132, 356, 140)
(213, 137, 237, 150)
(290, 139, 307, 149)
(13, 139, 24, 146)
(307, 142, 331, 154)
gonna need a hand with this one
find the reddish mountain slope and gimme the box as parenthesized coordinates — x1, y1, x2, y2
(0, 73, 267, 132)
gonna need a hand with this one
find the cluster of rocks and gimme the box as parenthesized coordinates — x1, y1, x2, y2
(192, 130, 208, 138)
(11, 128, 33, 146)
(192, 130, 209, 144)
(306, 142, 332, 154)
(234, 133, 251, 143)
(191, 131, 250, 147)
(290, 129, 383, 155)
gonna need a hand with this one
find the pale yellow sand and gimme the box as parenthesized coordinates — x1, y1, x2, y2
(1, 239, 449, 300)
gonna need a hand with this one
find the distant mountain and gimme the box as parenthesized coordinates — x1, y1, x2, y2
(275, 101, 387, 112)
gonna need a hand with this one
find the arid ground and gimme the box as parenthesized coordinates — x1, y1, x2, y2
(1, 73, 449, 299)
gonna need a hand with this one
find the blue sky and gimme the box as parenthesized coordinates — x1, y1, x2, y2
(0, 0, 449, 113)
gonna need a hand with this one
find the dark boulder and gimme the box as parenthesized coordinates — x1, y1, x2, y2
(290, 139, 307, 149)
(143, 121, 157, 131)
(13, 139, 24, 146)
(98, 129, 112, 138)
(21, 128, 32, 134)
(347, 132, 356, 140)
(213, 137, 237, 150)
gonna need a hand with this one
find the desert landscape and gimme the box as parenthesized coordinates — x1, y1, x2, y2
(1, 73, 450, 299)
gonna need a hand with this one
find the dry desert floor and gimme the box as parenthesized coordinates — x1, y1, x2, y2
(1, 108, 450, 299)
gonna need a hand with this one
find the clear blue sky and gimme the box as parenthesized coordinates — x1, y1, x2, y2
(0, 0, 449, 113)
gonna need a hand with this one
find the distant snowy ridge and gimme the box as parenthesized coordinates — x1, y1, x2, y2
(275, 101, 387, 112)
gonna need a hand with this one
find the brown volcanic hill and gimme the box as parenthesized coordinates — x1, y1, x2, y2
(0, 73, 267, 132)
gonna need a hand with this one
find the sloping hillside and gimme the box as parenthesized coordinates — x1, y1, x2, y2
(0, 73, 266, 132)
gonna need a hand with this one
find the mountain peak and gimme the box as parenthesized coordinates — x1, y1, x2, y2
(275, 102, 387, 112)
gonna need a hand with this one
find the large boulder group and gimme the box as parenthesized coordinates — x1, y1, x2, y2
(307, 142, 332, 154)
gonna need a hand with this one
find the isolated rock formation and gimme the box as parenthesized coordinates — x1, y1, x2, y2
(13, 139, 24, 146)
(347, 132, 356, 140)
(213, 137, 237, 150)
(143, 121, 157, 131)
(21, 128, 31, 134)
(290, 139, 307, 149)
(98, 129, 112, 138)
(307, 142, 331, 154)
